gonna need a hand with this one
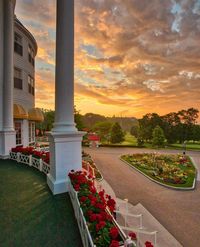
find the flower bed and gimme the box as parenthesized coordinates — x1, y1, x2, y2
(121, 153, 196, 189)
(68, 170, 135, 247)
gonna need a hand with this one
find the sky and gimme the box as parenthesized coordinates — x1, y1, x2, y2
(15, 0, 200, 119)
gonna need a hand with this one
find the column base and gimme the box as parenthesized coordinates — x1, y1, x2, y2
(47, 174, 69, 195)
(47, 130, 85, 195)
(0, 130, 16, 158)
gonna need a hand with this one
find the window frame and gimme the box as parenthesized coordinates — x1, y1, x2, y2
(14, 67, 23, 90)
(14, 32, 23, 56)
(15, 120, 23, 146)
(28, 75, 34, 95)
(29, 121, 35, 144)
(28, 44, 35, 66)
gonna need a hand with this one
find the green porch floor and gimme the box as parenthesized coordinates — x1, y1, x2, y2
(0, 159, 82, 247)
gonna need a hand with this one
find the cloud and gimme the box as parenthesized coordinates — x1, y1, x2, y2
(15, 0, 200, 119)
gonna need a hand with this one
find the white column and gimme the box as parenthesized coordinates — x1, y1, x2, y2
(53, 0, 76, 132)
(0, 0, 16, 158)
(47, 0, 85, 194)
(3, 0, 15, 131)
(0, 0, 4, 131)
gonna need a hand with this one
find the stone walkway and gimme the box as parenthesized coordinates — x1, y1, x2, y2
(98, 179, 182, 247)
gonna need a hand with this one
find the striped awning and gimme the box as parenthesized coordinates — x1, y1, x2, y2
(13, 104, 28, 119)
(28, 108, 44, 122)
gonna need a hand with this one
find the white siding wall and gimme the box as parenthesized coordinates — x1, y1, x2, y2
(0, 0, 4, 130)
(13, 21, 37, 146)
(13, 23, 35, 111)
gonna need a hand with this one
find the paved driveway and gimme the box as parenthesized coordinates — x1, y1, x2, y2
(84, 147, 200, 247)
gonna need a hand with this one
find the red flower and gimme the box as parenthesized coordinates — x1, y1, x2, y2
(74, 184, 80, 191)
(89, 186, 96, 193)
(109, 240, 120, 247)
(145, 241, 154, 247)
(109, 227, 119, 239)
(89, 213, 97, 222)
(95, 202, 106, 210)
(80, 196, 87, 203)
(107, 198, 116, 212)
(96, 221, 106, 232)
(128, 231, 137, 240)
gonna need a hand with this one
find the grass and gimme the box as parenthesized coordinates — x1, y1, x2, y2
(101, 133, 138, 147)
(167, 142, 200, 151)
(101, 132, 200, 151)
(0, 159, 82, 247)
(121, 153, 196, 189)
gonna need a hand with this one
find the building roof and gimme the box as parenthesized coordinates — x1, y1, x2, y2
(88, 133, 100, 141)
(14, 16, 38, 55)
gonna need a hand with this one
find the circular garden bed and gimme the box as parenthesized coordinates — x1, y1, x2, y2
(121, 153, 196, 189)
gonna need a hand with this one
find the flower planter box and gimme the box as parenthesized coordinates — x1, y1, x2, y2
(68, 172, 135, 247)
(9, 151, 50, 175)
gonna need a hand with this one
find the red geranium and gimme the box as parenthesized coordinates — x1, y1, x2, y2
(68, 170, 119, 247)
(145, 241, 154, 247)
(109, 227, 119, 239)
(96, 221, 106, 232)
(109, 240, 120, 247)
(128, 231, 137, 240)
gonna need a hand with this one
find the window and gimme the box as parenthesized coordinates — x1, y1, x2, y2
(14, 68, 23, 89)
(29, 122, 35, 143)
(28, 75, 34, 95)
(15, 121, 22, 145)
(28, 44, 35, 66)
(14, 33, 23, 56)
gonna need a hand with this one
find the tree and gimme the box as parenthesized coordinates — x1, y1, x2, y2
(139, 113, 163, 141)
(110, 122, 125, 144)
(152, 125, 165, 147)
(130, 123, 139, 138)
(36, 107, 84, 133)
(82, 113, 107, 130)
(92, 121, 112, 142)
(74, 108, 84, 130)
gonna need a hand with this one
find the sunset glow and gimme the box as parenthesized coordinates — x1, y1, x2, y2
(15, 0, 200, 119)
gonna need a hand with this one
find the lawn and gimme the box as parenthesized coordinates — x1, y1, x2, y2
(0, 159, 82, 247)
(121, 153, 196, 189)
(168, 142, 200, 151)
(121, 132, 137, 146)
(101, 132, 138, 147)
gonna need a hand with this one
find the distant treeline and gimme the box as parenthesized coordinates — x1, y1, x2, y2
(36, 110, 137, 133)
(36, 108, 200, 145)
(132, 108, 200, 144)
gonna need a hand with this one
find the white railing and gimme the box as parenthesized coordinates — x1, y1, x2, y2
(68, 180, 135, 247)
(115, 210, 143, 230)
(39, 146, 49, 152)
(121, 226, 158, 247)
(82, 161, 95, 178)
(68, 181, 96, 247)
(9, 152, 50, 175)
(115, 199, 143, 229)
(115, 199, 157, 247)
